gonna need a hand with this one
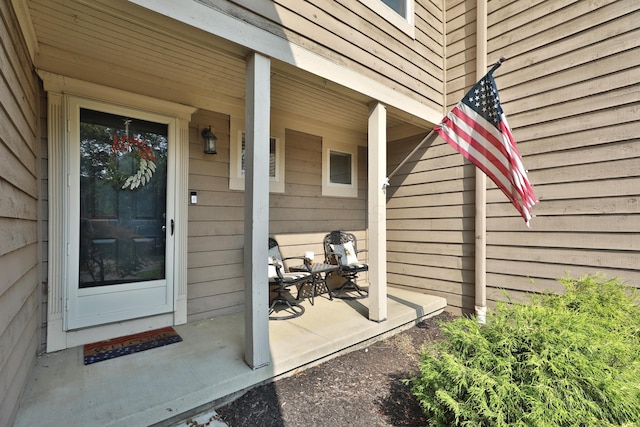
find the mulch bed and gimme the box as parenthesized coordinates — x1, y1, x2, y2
(209, 311, 455, 427)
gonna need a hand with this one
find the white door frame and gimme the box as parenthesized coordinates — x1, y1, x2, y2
(40, 71, 195, 351)
(66, 97, 176, 329)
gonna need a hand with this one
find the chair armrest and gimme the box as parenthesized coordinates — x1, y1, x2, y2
(282, 256, 311, 270)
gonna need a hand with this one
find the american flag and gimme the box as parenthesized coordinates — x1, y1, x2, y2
(435, 62, 538, 226)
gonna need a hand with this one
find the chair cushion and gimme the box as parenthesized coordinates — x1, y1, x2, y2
(330, 241, 359, 266)
(268, 246, 282, 262)
(269, 271, 311, 284)
(268, 256, 280, 279)
(341, 262, 368, 272)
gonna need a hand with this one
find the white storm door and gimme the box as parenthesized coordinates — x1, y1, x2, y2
(66, 98, 176, 330)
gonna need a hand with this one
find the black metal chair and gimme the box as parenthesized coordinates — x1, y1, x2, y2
(268, 237, 313, 320)
(323, 231, 369, 299)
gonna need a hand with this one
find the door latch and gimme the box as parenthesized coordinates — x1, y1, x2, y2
(162, 220, 175, 235)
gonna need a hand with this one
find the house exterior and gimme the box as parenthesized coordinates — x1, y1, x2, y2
(1, 0, 638, 424)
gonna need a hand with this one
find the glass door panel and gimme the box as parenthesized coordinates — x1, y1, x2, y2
(79, 109, 167, 287)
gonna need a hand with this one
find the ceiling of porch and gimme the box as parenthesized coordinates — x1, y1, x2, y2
(26, 0, 429, 140)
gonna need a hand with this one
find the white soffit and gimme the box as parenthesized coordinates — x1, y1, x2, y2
(128, 0, 442, 126)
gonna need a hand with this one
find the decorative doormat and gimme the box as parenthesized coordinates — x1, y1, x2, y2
(83, 326, 182, 365)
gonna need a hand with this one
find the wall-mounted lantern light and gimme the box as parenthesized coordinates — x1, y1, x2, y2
(202, 126, 218, 154)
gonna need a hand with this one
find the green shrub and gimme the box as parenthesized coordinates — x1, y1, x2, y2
(408, 275, 640, 426)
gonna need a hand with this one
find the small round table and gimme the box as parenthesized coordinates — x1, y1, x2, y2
(289, 262, 339, 305)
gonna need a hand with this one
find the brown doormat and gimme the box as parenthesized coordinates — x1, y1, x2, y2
(83, 326, 182, 365)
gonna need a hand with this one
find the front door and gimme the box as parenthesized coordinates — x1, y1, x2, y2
(66, 99, 175, 329)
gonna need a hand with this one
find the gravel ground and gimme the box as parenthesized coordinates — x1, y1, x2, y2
(188, 311, 454, 427)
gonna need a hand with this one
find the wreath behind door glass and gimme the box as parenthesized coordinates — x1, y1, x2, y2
(111, 119, 157, 190)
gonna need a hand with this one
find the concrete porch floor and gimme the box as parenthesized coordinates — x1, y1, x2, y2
(13, 287, 446, 427)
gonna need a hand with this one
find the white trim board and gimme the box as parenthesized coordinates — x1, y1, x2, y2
(38, 71, 196, 120)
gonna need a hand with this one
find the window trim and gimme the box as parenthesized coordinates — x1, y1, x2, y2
(322, 141, 358, 198)
(229, 130, 285, 193)
(359, 0, 415, 38)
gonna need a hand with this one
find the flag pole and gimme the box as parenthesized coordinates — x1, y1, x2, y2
(382, 128, 438, 188)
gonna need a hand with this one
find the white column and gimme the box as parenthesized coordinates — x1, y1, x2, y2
(244, 52, 271, 369)
(46, 92, 67, 351)
(174, 118, 190, 325)
(368, 102, 387, 322)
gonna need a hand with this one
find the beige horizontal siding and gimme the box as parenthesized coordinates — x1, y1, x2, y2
(222, 0, 445, 112)
(386, 0, 640, 314)
(386, 129, 473, 312)
(0, 2, 41, 426)
(186, 110, 241, 321)
(187, 114, 368, 321)
(444, 0, 478, 102)
(482, 0, 640, 306)
(386, 0, 476, 313)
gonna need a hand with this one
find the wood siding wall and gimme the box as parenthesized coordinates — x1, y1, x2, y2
(484, 0, 640, 302)
(386, 131, 475, 313)
(187, 109, 243, 321)
(187, 111, 367, 322)
(387, 0, 639, 313)
(206, 0, 445, 114)
(0, 2, 41, 425)
(386, 0, 475, 313)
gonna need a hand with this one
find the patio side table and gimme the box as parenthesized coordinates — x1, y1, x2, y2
(289, 262, 339, 305)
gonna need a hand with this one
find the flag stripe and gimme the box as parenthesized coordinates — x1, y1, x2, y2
(439, 106, 520, 203)
(445, 105, 513, 186)
(437, 115, 528, 220)
(497, 119, 537, 209)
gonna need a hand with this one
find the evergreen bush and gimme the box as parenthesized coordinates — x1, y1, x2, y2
(408, 275, 640, 426)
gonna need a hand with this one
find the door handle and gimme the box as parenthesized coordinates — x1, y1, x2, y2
(162, 220, 175, 235)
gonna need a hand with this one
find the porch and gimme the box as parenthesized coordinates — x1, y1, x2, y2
(14, 287, 446, 426)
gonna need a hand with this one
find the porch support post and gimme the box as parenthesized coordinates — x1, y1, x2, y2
(244, 52, 271, 369)
(368, 102, 387, 322)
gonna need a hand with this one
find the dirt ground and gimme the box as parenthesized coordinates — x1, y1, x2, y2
(207, 311, 454, 427)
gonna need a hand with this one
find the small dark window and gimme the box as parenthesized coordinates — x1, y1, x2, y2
(330, 150, 352, 185)
(381, 0, 407, 17)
